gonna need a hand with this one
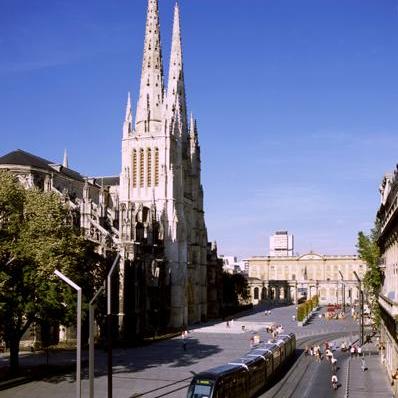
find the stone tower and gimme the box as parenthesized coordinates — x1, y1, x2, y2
(119, 0, 208, 330)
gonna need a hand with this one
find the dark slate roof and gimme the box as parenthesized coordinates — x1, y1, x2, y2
(92, 176, 120, 187)
(0, 149, 54, 170)
(0, 149, 84, 182)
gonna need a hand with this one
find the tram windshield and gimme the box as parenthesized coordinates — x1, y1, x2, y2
(187, 379, 214, 398)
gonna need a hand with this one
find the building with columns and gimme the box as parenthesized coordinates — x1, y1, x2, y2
(247, 252, 366, 306)
(377, 166, 398, 377)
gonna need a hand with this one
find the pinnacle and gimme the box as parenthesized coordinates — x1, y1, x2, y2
(135, 0, 164, 133)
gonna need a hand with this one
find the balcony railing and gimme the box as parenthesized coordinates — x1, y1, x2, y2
(379, 293, 398, 317)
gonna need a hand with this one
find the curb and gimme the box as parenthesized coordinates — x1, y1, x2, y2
(0, 376, 33, 391)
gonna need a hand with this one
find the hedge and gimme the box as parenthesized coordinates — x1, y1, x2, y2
(297, 295, 319, 321)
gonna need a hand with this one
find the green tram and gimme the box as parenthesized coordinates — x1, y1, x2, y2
(187, 333, 296, 398)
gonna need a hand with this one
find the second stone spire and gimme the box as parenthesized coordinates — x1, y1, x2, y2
(135, 0, 165, 134)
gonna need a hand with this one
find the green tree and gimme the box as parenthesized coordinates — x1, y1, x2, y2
(357, 225, 382, 327)
(222, 273, 251, 307)
(0, 171, 103, 373)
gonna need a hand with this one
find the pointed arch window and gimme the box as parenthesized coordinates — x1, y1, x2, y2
(132, 150, 137, 188)
(147, 148, 152, 187)
(139, 148, 144, 188)
(154, 147, 159, 186)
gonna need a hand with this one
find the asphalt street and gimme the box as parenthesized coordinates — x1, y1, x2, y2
(0, 304, 383, 398)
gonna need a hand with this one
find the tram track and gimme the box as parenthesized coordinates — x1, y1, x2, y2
(129, 376, 191, 398)
(130, 330, 357, 398)
(260, 330, 357, 398)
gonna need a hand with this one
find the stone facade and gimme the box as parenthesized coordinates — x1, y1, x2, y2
(0, 149, 119, 255)
(247, 252, 366, 306)
(377, 167, 398, 377)
(119, 1, 208, 328)
(0, 0, 218, 340)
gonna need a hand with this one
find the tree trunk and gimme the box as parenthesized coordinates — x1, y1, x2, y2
(9, 337, 20, 374)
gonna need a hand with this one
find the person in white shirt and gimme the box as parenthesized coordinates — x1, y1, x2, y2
(331, 374, 338, 390)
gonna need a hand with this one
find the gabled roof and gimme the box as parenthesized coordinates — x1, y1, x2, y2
(0, 149, 84, 182)
(0, 149, 54, 170)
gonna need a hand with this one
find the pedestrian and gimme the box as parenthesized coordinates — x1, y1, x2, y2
(361, 357, 367, 372)
(357, 345, 362, 357)
(181, 330, 187, 351)
(391, 368, 398, 386)
(331, 374, 338, 390)
(350, 345, 355, 358)
(331, 356, 337, 372)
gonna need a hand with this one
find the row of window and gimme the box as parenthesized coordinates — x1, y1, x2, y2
(132, 148, 159, 188)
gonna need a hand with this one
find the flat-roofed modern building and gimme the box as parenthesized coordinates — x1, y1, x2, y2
(269, 231, 294, 257)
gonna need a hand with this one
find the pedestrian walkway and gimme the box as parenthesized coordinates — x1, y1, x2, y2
(347, 342, 393, 398)
(193, 320, 275, 334)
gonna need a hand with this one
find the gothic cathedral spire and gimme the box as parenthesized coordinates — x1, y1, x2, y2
(135, 0, 164, 134)
(123, 92, 133, 139)
(166, 2, 187, 134)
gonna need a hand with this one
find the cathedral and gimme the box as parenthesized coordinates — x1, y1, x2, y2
(0, 0, 221, 341)
(118, 0, 209, 331)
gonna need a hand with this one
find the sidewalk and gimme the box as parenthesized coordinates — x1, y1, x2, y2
(347, 342, 393, 398)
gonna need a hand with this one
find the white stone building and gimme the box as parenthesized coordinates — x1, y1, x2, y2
(118, 0, 208, 329)
(247, 252, 366, 306)
(269, 231, 294, 257)
(377, 166, 398, 377)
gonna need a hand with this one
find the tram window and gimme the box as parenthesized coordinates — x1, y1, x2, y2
(188, 382, 213, 398)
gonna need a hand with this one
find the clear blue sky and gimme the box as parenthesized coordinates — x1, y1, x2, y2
(1, 0, 398, 258)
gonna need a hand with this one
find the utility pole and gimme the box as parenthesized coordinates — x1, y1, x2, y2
(89, 284, 105, 398)
(338, 270, 345, 313)
(54, 270, 82, 398)
(353, 271, 364, 345)
(106, 253, 121, 398)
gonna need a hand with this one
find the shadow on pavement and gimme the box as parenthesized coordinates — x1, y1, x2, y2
(38, 337, 222, 384)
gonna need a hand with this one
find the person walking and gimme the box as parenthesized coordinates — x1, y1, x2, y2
(331, 356, 337, 373)
(181, 330, 187, 351)
(331, 374, 338, 390)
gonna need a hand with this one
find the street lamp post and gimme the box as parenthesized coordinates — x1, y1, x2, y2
(89, 284, 105, 398)
(338, 271, 345, 313)
(106, 253, 121, 398)
(353, 271, 364, 345)
(54, 270, 82, 398)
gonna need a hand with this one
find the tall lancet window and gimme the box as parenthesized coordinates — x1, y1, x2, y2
(154, 147, 159, 186)
(147, 148, 152, 187)
(140, 148, 144, 188)
(132, 150, 137, 188)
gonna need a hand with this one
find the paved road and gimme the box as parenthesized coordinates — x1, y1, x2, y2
(0, 304, 361, 398)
